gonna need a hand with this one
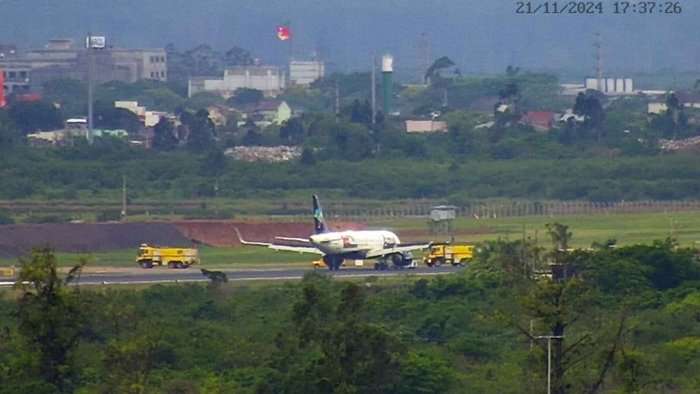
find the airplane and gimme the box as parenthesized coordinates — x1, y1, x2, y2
(235, 195, 431, 271)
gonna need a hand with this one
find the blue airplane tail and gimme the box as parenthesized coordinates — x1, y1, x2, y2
(312, 195, 327, 234)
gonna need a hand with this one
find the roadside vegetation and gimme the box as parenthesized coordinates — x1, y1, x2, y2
(2, 65, 700, 207)
(1, 224, 699, 393)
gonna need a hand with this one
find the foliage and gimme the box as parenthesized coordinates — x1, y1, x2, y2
(8, 100, 64, 133)
(227, 88, 263, 107)
(183, 109, 216, 152)
(1, 233, 699, 392)
(12, 248, 86, 393)
(152, 118, 178, 151)
(94, 101, 142, 134)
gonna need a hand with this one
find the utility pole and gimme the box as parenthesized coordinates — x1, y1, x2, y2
(535, 335, 564, 394)
(594, 32, 603, 91)
(87, 36, 95, 144)
(334, 79, 340, 123)
(371, 55, 376, 125)
(121, 175, 127, 220)
(417, 32, 431, 84)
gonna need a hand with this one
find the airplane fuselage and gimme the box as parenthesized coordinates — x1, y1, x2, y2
(309, 230, 400, 257)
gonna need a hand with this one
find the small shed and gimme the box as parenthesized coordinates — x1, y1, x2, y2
(429, 205, 457, 235)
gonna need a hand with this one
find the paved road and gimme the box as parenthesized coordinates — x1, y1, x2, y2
(74, 266, 462, 286)
(0, 266, 461, 286)
(1, 266, 463, 287)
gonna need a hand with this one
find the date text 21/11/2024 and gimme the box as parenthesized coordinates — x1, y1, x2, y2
(515, 1, 683, 15)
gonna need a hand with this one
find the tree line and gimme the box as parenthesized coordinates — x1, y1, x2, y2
(1, 224, 699, 392)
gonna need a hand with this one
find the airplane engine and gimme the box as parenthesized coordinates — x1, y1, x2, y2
(375, 252, 415, 270)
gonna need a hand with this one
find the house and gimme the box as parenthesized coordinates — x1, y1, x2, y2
(520, 111, 555, 132)
(559, 109, 585, 123)
(115, 101, 164, 127)
(237, 100, 292, 127)
(674, 91, 700, 109)
(405, 120, 448, 133)
(648, 102, 668, 115)
(206, 105, 232, 127)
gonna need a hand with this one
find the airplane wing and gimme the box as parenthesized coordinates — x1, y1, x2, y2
(275, 236, 312, 243)
(364, 243, 431, 259)
(266, 244, 325, 255)
(235, 228, 324, 255)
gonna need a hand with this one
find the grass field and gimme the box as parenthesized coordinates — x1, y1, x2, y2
(0, 246, 314, 269)
(372, 210, 700, 247)
(1, 211, 698, 269)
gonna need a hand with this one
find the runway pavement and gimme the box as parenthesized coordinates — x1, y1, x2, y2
(0, 266, 463, 287)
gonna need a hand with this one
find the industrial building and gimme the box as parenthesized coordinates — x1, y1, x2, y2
(188, 65, 286, 98)
(0, 39, 167, 93)
(584, 77, 634, 95)
(289, 60, 325, 86)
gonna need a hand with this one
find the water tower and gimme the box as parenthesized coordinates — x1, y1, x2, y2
(381, 54, 394, 115)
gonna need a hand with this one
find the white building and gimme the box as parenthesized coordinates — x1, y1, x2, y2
(188, 66, 286, 98)
(584, 77, 634, 95)
(289, 60, 325, 86)
(405, 120, 448, 133)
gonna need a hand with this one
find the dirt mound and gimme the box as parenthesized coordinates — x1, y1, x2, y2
(0, 220, 367, 258)
(0, 223, 191, 258)
(173, 220, 365, 247)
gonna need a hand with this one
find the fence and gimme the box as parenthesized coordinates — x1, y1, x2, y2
(323, 200, 700, 221)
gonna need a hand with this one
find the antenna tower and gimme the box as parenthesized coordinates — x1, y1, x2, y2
(417, 32, 431, 84)
(594, 32, 603, 90)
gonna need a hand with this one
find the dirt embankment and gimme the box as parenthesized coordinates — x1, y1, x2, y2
(0, 223, 191, 258)
(0, 220, 366, 257)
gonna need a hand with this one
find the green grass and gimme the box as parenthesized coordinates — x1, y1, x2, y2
(0, 246, 314, 268)
(373, 210, 700, 248)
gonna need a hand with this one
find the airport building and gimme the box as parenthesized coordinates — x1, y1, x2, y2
(188, 65, 286, 98)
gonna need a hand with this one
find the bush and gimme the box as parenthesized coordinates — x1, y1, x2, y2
(0, 210, 14, 225)
(23, 214, 71, 224)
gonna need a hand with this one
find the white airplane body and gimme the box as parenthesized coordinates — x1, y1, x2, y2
(236, 196, 430, 270)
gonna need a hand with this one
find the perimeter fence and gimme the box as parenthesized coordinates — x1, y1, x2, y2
(321, 200, 700, 221)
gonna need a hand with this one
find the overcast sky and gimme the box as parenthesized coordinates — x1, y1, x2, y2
(1, 0, 698, 79)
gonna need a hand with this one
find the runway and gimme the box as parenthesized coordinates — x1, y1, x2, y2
(0, 266, 463, 287)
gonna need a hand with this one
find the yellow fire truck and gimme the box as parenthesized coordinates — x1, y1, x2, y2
(136, 244, 199, 269)
(423, 242, 474, 267)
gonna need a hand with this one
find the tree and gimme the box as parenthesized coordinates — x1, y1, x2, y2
(184, 109, 216, 151)
(299, 147, 317, 165)
(200, 149, 227, 177)
(94, 102, 142, 134)
(224, 46, 254, 66)
(0, 110, 21, 148)
(152, 118, 178, 151)
(8, 101, 64, 133)
(349, 99, 372, 125)
(14, 248, 86, 393)
(573, 92, 605, 139)
(227, 88, 263, 107)
(330, 123, 373, 161)
(654, 92, 688, 139)
(265, 277, 405, 393)
(425, 56, 456, 84)
(280, 117, 305, 144)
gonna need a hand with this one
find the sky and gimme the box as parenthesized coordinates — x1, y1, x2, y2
(0, 0, 698, 80)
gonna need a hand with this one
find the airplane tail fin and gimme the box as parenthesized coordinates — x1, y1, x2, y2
(312, 194, 327, 234)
